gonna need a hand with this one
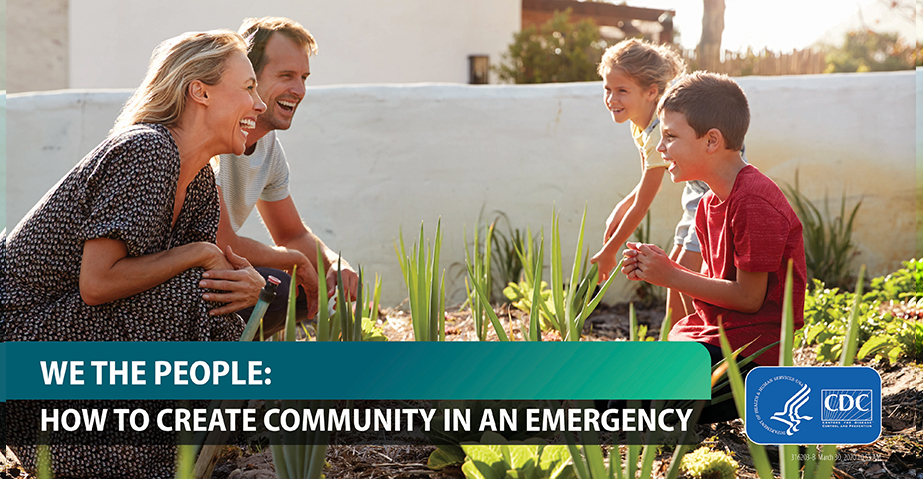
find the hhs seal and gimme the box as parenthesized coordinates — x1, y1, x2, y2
(745, 367, 881, 445)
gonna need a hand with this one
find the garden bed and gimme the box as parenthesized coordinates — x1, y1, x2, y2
(2, 302, 920, 479)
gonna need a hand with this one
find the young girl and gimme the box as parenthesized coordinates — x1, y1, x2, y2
(588, 39, 697, 320)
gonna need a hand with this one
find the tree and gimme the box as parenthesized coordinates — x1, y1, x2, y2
(696, 0, 725, 71)
(823, 29, 914, 72)
(495, 9, 609, 84)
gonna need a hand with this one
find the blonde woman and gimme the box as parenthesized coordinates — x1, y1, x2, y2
(2, 30, 266, 477)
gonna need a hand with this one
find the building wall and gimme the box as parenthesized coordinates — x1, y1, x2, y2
(7, 0, 68, 93)
(5, 72, 915, 306)
(64, 0, 518, 90)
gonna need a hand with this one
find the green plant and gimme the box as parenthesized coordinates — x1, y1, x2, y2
(783, 172, 861, 290)
(395, 219, 446, 341)
(858, 299, 923, 363)
(427, 401, 557, 470)
(679, 446, 738, 479)
(491, 212, 532, 300)
(269, 263, 331, 479)
(718, 262, 868, 479)
(566, 398, 703, 479)
(460, 431, 575, 479)
(868, 258, 923, 301)
(36, 431, 52, 479)
(315, 251, 384, 342)
(631, 212, 665, 308)
(540, 207, 620, 341)
(466, 219, 505, 341)
(823, 29, 914, 73)
(495, 9, 610, 84)
(503, 279, 556, 332)
(796, 260, 923, 364)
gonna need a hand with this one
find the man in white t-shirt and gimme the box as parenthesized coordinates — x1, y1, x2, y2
(211, 17, 358, 334)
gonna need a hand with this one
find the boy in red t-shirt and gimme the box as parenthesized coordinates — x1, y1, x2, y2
(620, 72, 806, 422)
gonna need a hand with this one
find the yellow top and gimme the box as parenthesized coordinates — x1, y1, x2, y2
(630, 117, 670, 170)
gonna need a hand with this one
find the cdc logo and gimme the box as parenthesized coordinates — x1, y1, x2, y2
(745, 367, 881, 445)
(821, 389, 873, 422)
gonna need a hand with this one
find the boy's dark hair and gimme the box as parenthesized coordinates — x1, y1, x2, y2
(658, 72, 749, 151)
(239, 17, 317, 76)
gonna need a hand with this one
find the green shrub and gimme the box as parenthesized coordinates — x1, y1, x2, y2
(494, 9, 609, 84)
(797, 260, 923, 364)
(680, 447, 738, 479)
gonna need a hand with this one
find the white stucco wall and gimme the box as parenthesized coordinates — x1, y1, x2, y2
(68, 0, 519, 89)
(5, 72, 916, 306)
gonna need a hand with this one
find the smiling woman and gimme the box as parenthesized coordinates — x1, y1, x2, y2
(1, 30, 265, 478)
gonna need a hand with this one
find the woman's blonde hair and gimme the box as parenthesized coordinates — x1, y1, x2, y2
(598, 38, 686, 100)
(112, 30, 248, 132)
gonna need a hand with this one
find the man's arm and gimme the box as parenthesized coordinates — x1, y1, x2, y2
(215, 187, 319, 298)
(255, 195, 359, 298)
(622, 243, 768, 313)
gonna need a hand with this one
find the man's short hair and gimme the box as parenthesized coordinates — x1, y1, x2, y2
(658, 72, 749, 151)
(239, 17, 317, 75)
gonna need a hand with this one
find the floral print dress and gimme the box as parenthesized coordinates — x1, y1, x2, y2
(1, 123, 244, 478)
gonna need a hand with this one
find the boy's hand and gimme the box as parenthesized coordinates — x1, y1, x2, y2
(620, 243, 642, 281)
(621, 242, 675, 287)
(589, 246, 620, 284)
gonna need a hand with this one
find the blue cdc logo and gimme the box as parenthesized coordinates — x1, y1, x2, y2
(745, 367, 881, 445)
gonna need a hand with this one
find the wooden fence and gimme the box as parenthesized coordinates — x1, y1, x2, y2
(684, 48, 828, 76)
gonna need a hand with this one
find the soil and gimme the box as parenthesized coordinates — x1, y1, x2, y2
(2, 303, 920, 479)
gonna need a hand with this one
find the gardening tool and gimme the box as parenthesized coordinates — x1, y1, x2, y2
(193, 276, 281, 479)
(239, 275, 281, 341)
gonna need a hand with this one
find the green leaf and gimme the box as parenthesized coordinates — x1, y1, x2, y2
(539, 446, 575, 479)
(508, 447, 537, 472)
(461, 444, 505, 479)
(284, 264, 298, 342)
(840, 265, 866, 366)
(780, 260, 795, 366)
(429, 445, 466, 470)
(857, 335, 890, 360)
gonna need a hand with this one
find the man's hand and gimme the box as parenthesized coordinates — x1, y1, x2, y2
(326, 263, 359, 301)
(200, 246, 266, 315)
(290, 251, 320, 302)
(621, 242, 675, 287)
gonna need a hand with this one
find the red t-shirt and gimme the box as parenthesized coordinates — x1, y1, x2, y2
(668, 165, 806, 365)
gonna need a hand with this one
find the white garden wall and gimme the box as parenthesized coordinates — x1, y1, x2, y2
(5, 72, 916, 306)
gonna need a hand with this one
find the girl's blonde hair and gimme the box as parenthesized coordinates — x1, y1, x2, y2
(112, 30, 248, 132)
(598, 39, 686, 100)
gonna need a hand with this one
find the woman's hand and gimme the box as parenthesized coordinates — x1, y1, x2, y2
(199, 245, 266, 315)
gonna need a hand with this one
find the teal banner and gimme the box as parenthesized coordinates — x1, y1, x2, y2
(1, 343, 6, 401)
(5, 342, 710, 400)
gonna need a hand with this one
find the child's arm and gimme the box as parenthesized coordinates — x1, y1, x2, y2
(622, 243, 768, 313)
(590, 167, 664, 281)
(604, 185, 638, 242)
